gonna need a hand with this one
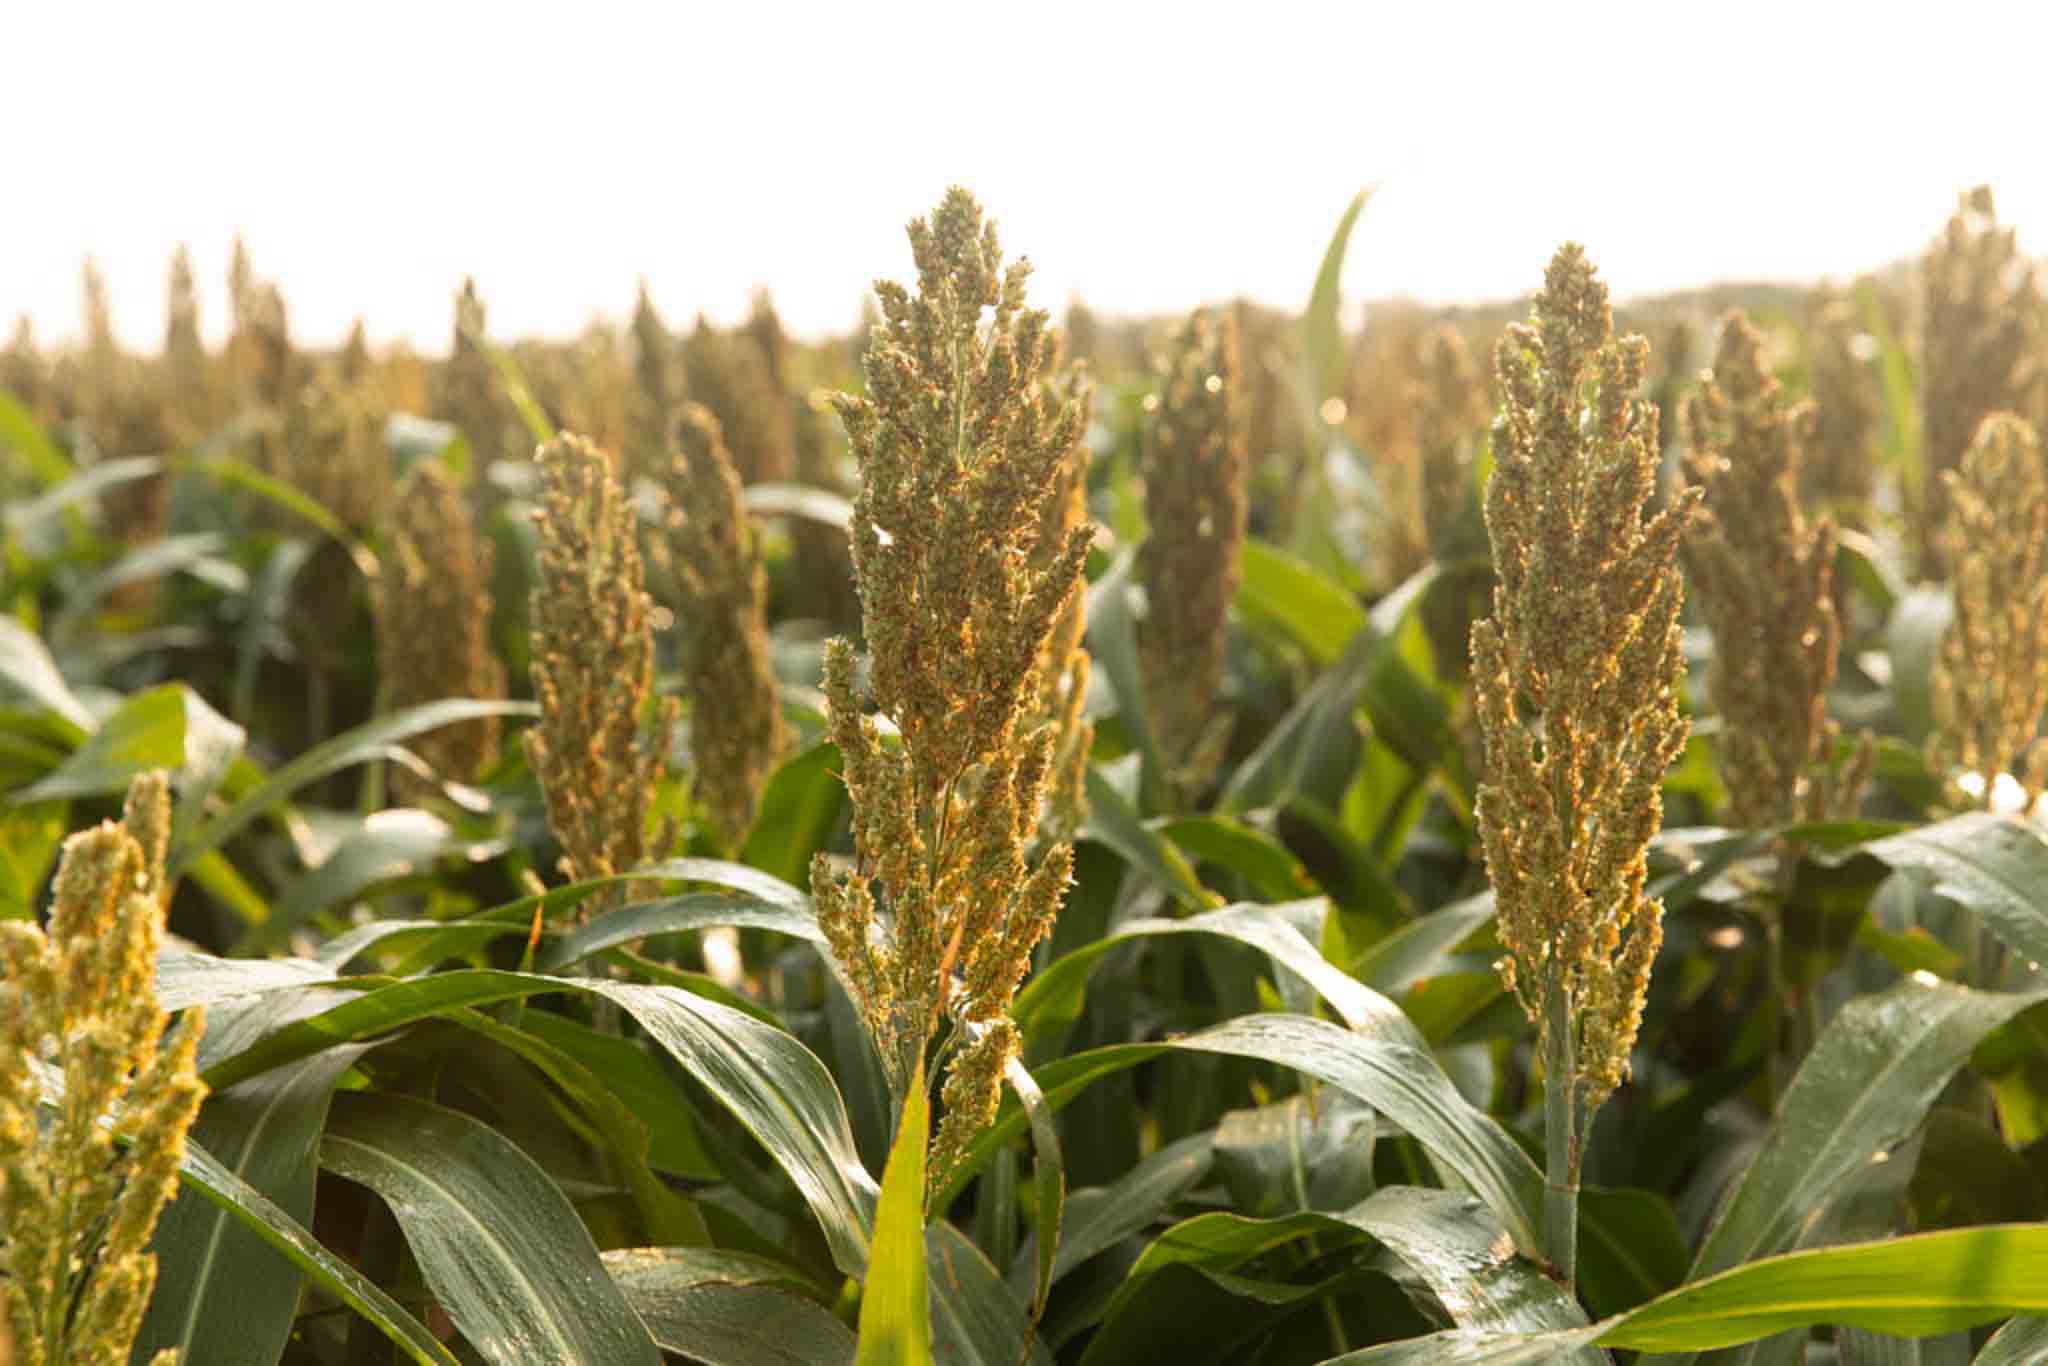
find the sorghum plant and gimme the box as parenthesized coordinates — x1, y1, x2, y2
(525, 433, 677, 912)
(1803, 287, 1880, 527)
(1682, 311, 1869, 829)
(1917, 187, 2039, 578)
(373, 463, 507, 800)
(1416, 323, 1491, 557)
(811, 188, 1092, 1191)
(436, 278, 513, 469)
(1141, 306, 1247, 804)
(629, 283, 681, 483)
(665, 403, 786, 848)
(1929, 412, 2048, 812)
(1473, 244, 1695, 1290)
(0, 773, 205, 1366)
(681, 317, 794, 486)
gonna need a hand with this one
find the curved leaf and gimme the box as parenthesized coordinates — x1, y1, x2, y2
(858, 1057, 930, 1365)
(0, 614, 90, 734)
(1885, 589, 1950, 748)
(1082, 762, 1215, 908)
(1005, 1053, 1065, 1321)
(175, 1136, 459, 1366)
(744, 482, 855, 529)
(1689, 977, 2048, 1283)
(1604, 1226, 2048, 1351)
(1977, 1315, 2048, 1365)
(321, 1091, 663, 1366)
(605, 1248, 856, 1365)
(1865, 813, 2048, 967)
(171, 697, 540, 875)
(939, 1014, 1544, 1258)
(1010, 1131, 1216, 1300)
(1340, 1187, 1588, 1337)
(13, 682, 187, 801)
(238, 808, 467, 954)
(138, 995, 372, 1365)
(540, 891, 824, 973)
(1237, 539, 1365, 666)
(927, 1222, 1054, 1366)
(1013, 900, 1425, 1058)
(585, 979, 879, 1278)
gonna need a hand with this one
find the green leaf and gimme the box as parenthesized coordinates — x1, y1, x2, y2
(1576, 1186, 1691, 1319)
(1082, 762, 1216, 908)
(450, 1006, 711, 1246)
(472, 333, 557, 446)
(1834, 529, 1900, 619)
(1688, 977, 2048, 1283)
(1006, 1054, 1065, 1322)
(604, 1247, 856, 1365)
(1350, 893, 1495, 992)
(1319, 1327, 1606, 1364)
(940, 1014, 1545, 1260)
(200, 451, 358, 547)
(744, 482, 855, 529)
(1221, 563, 1444, 812)
(1344, 1187, 1588, 1336)
(138, 995, 371, 1365)
(0, 613, 91, 733)
(539, 890, 824, 973)
(321, 1091, 663, 1365)
(15, 683, 229, 802)
(1603, 1226, 2048, 1350)
(1212, 1093, 1374, 1220)
(1013, 900, 1425, 1061)
(520, 1010, 721, 1180)
(1857, 279, 1920, 491)
(1885, 589, 1951, 747)
(926, 1222, 1054, 1366)
(585, 979, 878, 1279)
(1082, 552, 1164, 798)
(1865, 813, 2048, 968)
(236, 807, 467, 953)
(1977, 1316, 2048, 1365)
(0, 798, 66, 919)
(1010, 1131, 1215, 1300)
(1299, 188, 1372, 433)
(172, 697, 539, 876)
(52, 531, 244, 635)
(5, 454, 159, 542)
(740, 740, 847, 886)
(175, 1135, 459, 1365)
(1089, 1188, 1585, 1366)
(859, 1056, 931, 1365)
(1158, 815, 1318, 901)
(0, 387, 75, 486)
(1237, 539, 1366, 666)
(157, 950, 337, 1013)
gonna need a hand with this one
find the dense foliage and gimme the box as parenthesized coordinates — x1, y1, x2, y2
(5, 185, 2048, 1364)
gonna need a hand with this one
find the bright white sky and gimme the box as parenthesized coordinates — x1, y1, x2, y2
(6, 2, 2046, 352)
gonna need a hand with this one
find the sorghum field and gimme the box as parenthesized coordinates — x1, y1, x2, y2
(7, 183, 2048, 1366)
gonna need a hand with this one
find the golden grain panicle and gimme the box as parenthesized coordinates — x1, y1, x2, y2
(1929, 412, 2048, 811)
(1682, 310, 1870, 828)
(373, 462, 508, 800)
(1472, 243, 1694, 1113)
(0, 772, 204, 1366)
(1917, 186, 2040, 578)
(809, 187, 1092, 1191)
(1140, 306, 1247, 804)
(666, 402, 787, 849)
(525, 433, 678, 912)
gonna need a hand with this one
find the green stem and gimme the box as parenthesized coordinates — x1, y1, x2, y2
(1541, 977, 1580, 1293)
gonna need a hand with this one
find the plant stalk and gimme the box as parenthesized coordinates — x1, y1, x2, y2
(1542, 976, 1580, 1293)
